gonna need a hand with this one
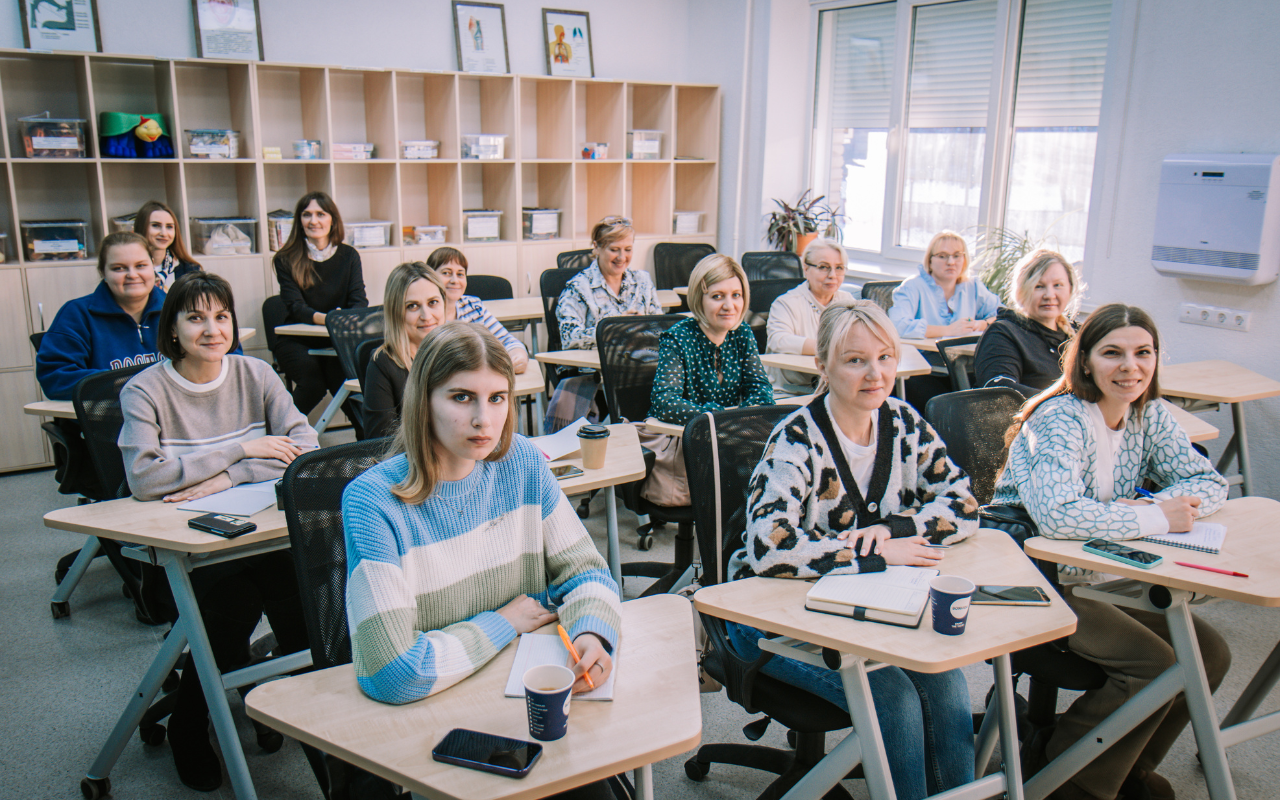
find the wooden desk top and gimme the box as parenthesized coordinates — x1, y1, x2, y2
(657, 290, 681, 308)
(640, 395, 818, 437)
(342, 362, 546, 399)
(551, 423, 646, 496)
(1159, 360, 1280, 404)
(44, 495, 288, 554)
(759, 344, 932, 379)
(275, 323, 328, 337)
(901, 337, 976, 358)
(535, 349, 600, 370)
(24, 399, 75, 419)
(1025, 496, 1280, 607)
(1163, 400, 1217, 443)
(483, 296, 545, 323)
(674, 286, 688, 296)
(245, 594, 702, 800)
(239, 327, 257, 343)
(694, 528, 1077, 673)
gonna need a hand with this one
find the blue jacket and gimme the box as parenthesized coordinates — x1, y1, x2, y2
(36, 282, 167, 400)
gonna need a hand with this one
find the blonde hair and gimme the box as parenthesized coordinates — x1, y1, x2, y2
(590, 215, 634, 256)
(923, 230, 971, 283)
(390, 322, 516, 504)
(378, 262, 448, 370)
(801, 237, 847, 268)
(687, 254, 749, 329)
(815, 299, 900, 394)
(1008, 248, 1082, 332)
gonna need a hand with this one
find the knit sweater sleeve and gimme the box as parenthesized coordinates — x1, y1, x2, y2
(225, 359, 318, 487)
(458, 296, 525, 354)
(877, 402, 980, 544)
(343, 477, 520, 705)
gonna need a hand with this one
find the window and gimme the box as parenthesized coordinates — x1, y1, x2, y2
(812, 0, 1110, 265)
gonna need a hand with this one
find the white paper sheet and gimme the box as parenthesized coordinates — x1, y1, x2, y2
(529, 417, 589, 461)
(503, 632, 616, 701)
(178, 479, 279, 517)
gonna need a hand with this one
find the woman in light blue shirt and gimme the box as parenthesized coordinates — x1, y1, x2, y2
(888, 230, 1000, 340)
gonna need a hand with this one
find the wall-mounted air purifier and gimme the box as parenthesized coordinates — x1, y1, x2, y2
(1151, 153, 1280, 285)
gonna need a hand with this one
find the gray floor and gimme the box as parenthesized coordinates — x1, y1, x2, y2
(3, 434, 1279, 799)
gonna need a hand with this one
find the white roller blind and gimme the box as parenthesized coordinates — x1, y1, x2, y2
(906, 0, 999, 128)
(1012, 0, 1111, 127)
(825, 2, 897, 129)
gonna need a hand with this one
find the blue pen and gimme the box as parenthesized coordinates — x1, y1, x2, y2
(1134, 487, 1158, 501)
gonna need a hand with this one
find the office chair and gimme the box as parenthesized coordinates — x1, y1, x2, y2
(859, 280, 902, 312)
(556, 248, 594, 272)
(741, 250, 802, 281)
(595, 315, 694, 595)
(935, 335, 981, 392)
(261, 295, 293, 392)
(325, 306, 385, 438)
(353, 337, 384, 394)
(654, 242, 716, 312)
(745, 278, 800, 354)
(464, 274, 528, 333)
(538, 265, 589, 393)
(682, 406, 862, 799)
(923, 388, 1107, 768)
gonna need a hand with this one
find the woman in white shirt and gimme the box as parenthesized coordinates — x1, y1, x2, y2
(765, 237, 856, 395)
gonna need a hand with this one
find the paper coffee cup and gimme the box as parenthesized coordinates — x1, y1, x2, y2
(577, 424, 610, 470)
(523, 664, 575, 741)
(929, 576, 976, 636)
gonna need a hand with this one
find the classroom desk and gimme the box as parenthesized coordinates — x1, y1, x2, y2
(1159, 360, 1280, 496)
(1024, 496, 1280, 800)
(640, 395, 819, 437)
(760, 345, 932, 399)
(245, 594, 701, 800)
(694, 528, 1077, 800)
(535, 349, 602, 371)
(44, 499, 310, 800)
(901, 337, 977, 358)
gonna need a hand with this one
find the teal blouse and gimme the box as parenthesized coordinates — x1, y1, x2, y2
(650, 317, 775, 425)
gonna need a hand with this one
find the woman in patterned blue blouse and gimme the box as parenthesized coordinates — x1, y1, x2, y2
(991, 304, 1230, 800)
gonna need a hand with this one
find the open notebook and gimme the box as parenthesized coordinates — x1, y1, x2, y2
(178, 479, 278, 517)
(1140, 521, 1227, 554)
(504, 633, 617, 701)
(805, 566, 940, 628)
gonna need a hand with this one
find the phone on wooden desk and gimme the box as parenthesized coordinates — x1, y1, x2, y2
(432, 728, 542, 778)
(971, 585, 1052, 606)
(550, 464, 585, 480)
(188, 513, 257, 538)
(1083, 538, 1163, 569)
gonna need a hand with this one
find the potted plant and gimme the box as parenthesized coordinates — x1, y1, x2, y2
(970, 210, 1082, 303)
(765, 191, 842, 254)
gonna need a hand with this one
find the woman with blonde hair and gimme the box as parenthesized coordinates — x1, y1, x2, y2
(362, 262, 448, 440)
(729, 298, 978, 800)
(888, 229, 1000, 340)
(974, 248, 1082, 398)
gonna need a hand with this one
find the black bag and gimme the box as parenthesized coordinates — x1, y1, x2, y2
(979, 504, 1062, 589)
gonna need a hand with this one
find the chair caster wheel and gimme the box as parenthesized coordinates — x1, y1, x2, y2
(787, 730, 798, 749)
(139, 722, 166, 746)
(52, 601, 70, 619)
(80, 776, 110, 799)
(637, 533, 654, 551)
(684, 758, 710, 781)
(576, 498, 591, 519)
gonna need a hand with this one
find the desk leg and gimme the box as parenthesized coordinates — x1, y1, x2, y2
(992, 654, 1025, 800)
(605, 486, 622, 590)
(1222, 640, 1280, 730)
(634, 764, 654, 800)
(50, 534, 101, 608)
(162, 551, 259, 800)
(1165, 599, 1237, 800)
(895, 377, 905, 399)
(1230, 402, 1251, 496)
(314, 384, 352, 436)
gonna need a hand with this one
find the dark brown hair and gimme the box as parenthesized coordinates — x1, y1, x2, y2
(133, 200, 201, 270)
(426, 246, 468, 272)
(97, 231, 151, 278)
(278, 191, 345, 291)
(157, 272, 241, 362)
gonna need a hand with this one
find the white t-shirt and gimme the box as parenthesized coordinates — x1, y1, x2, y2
(1085, 402, 1168, 537)
(825, 395, 877, 497)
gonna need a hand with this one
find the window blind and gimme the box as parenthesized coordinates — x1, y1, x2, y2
(825, 2, 897, 129)
(1012, 0, 1111, 127)
(906, 0, 999, 128)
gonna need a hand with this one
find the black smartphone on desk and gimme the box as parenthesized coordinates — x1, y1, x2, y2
(432, 728, 542, 778)
(972, 585, 1052, 605)
(188, 513, 256, 538)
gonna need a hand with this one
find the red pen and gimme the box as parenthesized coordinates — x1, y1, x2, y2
(1176, 561, 1248, 578)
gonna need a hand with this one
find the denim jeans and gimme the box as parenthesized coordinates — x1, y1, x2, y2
(728, 622, 974, 800)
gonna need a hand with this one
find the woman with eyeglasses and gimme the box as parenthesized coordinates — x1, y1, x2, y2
(766, 237, 857, 395)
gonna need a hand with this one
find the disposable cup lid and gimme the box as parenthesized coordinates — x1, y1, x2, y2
(577, 424, 610, 439)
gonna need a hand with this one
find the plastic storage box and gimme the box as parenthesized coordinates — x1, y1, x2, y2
(673, 211, 703, 235)
(185, 129, 239, 158)
(461, 134, 506, 160)
(110, 214, 137, 234)
(332, 142, 375, 160)
(292, 140, 321, 159)
(19, 113, 87, 158)
(404, 225, 447, 245)
(345, 220, 393, 248)
(267, 210, 293, 251)
(189, 216, 257, 255)
(462, 210, 503, 242)
(580, 142, 608, 160)
(21, 220, 89, 261)
(401, 140, 439, 159)
(522, 208, 561, 240)
(627, 130, 662, 159)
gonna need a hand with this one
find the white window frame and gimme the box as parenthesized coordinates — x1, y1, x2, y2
(808, 0, 1037, 273)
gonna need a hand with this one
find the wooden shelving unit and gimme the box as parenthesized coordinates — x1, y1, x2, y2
(0, 48, 719, 471)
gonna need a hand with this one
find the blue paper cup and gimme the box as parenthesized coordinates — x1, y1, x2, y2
(523, 664, 575, 741)
(930, 576, 976, 636)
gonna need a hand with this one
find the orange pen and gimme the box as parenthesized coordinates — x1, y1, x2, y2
(557, 624, 595, 690)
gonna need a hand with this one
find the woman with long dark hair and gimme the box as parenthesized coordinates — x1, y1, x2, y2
(133, 200, 201, 290)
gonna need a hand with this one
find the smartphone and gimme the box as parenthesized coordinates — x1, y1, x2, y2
(188, 513, 257, 538)
(431, 728, 543, 778)
(972, 585, 1052, 605)
(1082, 538, 1163, 569)
(550, 464, 585, 481)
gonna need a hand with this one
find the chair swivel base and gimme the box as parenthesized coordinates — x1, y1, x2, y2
(621, 521, 695, 597)
(685, 730, 858, 800)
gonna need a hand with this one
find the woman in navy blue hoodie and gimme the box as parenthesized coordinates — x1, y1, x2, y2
(37, 231, 167, 400)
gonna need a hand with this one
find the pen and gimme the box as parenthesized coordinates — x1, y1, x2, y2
(1134, 487, 1158, 501)
(557, 624, 595, 690)
(1176, 561, 1248, 578)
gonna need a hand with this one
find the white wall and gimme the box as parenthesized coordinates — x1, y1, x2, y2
(1083, 0, 1280, 498)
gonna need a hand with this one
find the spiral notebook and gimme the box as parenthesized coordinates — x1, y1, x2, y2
(804, 566, 939, 628)
(1140, 521, 1227, 554)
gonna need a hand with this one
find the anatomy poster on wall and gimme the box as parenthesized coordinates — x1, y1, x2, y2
(453, 1, 510, 74)
(192, 0, 264, 60)
(542, 8, 594, 78)
(20, 0, 101, 52)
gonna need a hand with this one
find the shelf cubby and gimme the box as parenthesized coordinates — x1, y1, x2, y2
(90, 57, 178, 158)
(520, 162, 573, 240)
(401, 161, 460, 243)
(577, 81, 624, 161)
(578, 161, 624, 238)
(458, 75, 515, 148)
(182, 162, 259, 250)
(675, 85, 720, 161)
(519, 77, 573, 160)
(12, 162, 102, 257)
(628, 83, 674, 160)
(0, 53, 93, 159)
(332, 162, 399, 227)
(0, 165, 17, 262)
(396, 72, 458, 159)
(174, 61, 255, 158)
(263, 161, 331, 218)
(328, 69, 396, 159)
(101, 161, 184, 231)
(255, 65, 329, 158)
(674, 161, 718, 236)
(461, 161, 517, 241)
(628, 162, 672, 236)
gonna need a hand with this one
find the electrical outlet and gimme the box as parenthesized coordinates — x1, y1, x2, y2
(1177, 302, 1251, 331)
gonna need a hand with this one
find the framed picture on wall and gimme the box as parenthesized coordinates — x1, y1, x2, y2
(192, 0, 264, 61)
(453, 1, 510, 74)
(542, 9, 594, 78)
(20, 0, 102, 52)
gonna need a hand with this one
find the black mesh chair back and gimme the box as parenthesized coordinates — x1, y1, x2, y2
(465, 274, 514, 301)
(539, 266, 588, 389)
(29, 331, 44, 352)
(594, 315, 685, 424)
(745, 278, 800, 354)
(860, 280, 902, 312)
(653, 242, 716, 291)
(354, 338, 384, 393)
(556, 248, 594, 272)
(280, 438, 388, 671)
(261, 295, 289, 353)
(73, 362, 152, 501)
(325, 306, 385, 382)
(741, 251, 802, 282)
(935, 335, 980, 392)
(923, 387, 1023, 505)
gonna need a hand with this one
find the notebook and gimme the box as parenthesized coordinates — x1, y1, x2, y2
(178, 479, 278, 518)
(503, 632, 617, 701)
(804, 566, 940, 628)
(1140, 521, 1227, 554)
